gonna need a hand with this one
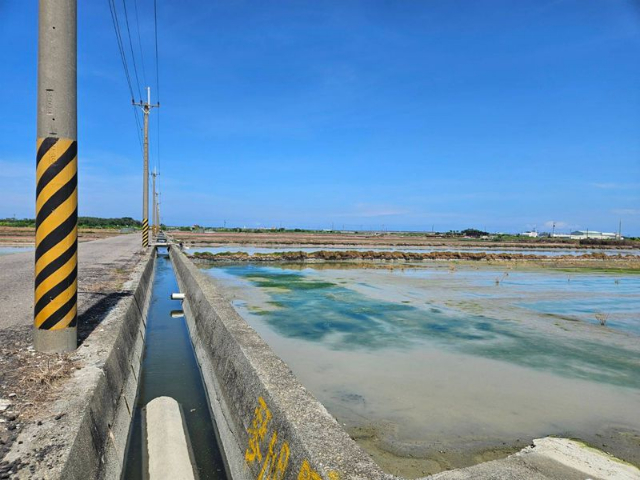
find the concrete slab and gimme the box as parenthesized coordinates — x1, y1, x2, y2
(144, 396, 197, 480)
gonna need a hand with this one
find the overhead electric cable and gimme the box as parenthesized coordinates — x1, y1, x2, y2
(107, 0, 144, 152)
(107, 0, 134, 100)
(132, 0, 148, 87)
(153, 0, 161, 174)
(153, 0, 160, 101)
(121, 0, 143, 101)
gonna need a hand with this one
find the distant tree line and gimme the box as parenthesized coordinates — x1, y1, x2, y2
(0, 217, 142, 229)
(579, 238, 637, 246)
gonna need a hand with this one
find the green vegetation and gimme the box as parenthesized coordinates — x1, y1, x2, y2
(0, 218, 34, 227)
(460, 228, 490, 238)
(0, 216, 142, 229)
(579, 238, 637, 246)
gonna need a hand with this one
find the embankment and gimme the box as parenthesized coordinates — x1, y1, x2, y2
(170, 246, 395, 480)
(191, 249, 640, 265)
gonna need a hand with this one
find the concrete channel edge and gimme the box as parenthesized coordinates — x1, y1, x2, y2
(5, 249, 155, 480)
(170, 247, 397, 480)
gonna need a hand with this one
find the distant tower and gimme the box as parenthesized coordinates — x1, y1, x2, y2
(618, 219, 622, 239)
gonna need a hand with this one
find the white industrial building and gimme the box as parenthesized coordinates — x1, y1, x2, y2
(568, 230, 622, 240)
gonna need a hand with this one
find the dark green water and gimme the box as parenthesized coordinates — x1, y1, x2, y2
(122, 252, 227, 480)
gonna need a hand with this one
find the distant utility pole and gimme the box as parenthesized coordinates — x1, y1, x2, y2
(151, 168, 158, 236)
(618, 219, 622, 239)
(133, 87, 159, 247)
(156, 192, 162, 235)
(34, 0, 78, 352)
(552, 222, 556, 237)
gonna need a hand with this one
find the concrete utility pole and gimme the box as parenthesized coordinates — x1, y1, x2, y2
(151, 168, 158, 236)
(35, 0, 78, 352)
(133, 87, 159, 247)
(155, 191, 161, 233)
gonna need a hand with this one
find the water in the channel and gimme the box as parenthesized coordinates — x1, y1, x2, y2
(123, 251, 228, 480)
(203, 261, 640, 478)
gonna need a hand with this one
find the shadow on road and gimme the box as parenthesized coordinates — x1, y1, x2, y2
(77, 291, 132, 346)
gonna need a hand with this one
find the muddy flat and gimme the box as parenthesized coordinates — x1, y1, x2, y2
(170, 230, 639, 251)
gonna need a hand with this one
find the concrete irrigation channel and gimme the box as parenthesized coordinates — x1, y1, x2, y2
(3, 242, 638, 480)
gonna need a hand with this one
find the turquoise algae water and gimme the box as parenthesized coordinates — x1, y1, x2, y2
(208, 264, 640, 388)
(202, 261, 640, 476)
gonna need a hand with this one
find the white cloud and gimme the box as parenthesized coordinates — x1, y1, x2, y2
(612, 209, 640, 216)
(591, 182, 640, 190)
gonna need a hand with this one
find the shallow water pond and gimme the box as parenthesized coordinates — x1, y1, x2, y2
(203, 262, 640, 477)
(192, 245, 639, 257)
(0, 246, 34, 256)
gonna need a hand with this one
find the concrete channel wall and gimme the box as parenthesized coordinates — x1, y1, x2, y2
(170, 247, 395, 480)
(7, 250, 155, 480)
(60, 251, 156, 479)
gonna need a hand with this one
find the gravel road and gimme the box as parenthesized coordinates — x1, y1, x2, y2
(0, 233, 145, 468)
(0, 233, 143, 329)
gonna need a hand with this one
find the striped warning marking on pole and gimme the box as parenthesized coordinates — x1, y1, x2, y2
(142, 218, 149, 247)
(35, 137, 78, 331)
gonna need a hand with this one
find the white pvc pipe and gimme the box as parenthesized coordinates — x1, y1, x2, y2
(171, 293, 185, 300)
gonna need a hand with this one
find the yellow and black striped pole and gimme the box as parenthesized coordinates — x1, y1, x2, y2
(34, 0, 78, 352)
(142, 217, 149, 247)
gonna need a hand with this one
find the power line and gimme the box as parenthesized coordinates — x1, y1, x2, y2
(132, 0, 147, 87)
(153, 0, 160, 101)
(106, 0, 143, 152)
(107, 0, 134, 101)
(120, 0, 143, 101)
(153, 0, 161, 175)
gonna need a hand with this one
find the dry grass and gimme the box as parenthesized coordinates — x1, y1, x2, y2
(0, 226, 124, 245)
(14, 354, 76, 420)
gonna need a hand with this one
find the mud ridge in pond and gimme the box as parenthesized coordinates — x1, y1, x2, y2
(191, 249, 640, 264)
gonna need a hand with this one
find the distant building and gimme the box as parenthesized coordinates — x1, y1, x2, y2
(521, 231, 539, 238)
(569, 230, 622, 240)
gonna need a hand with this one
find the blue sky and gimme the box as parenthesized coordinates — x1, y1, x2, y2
(1, 0, 639, 234)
